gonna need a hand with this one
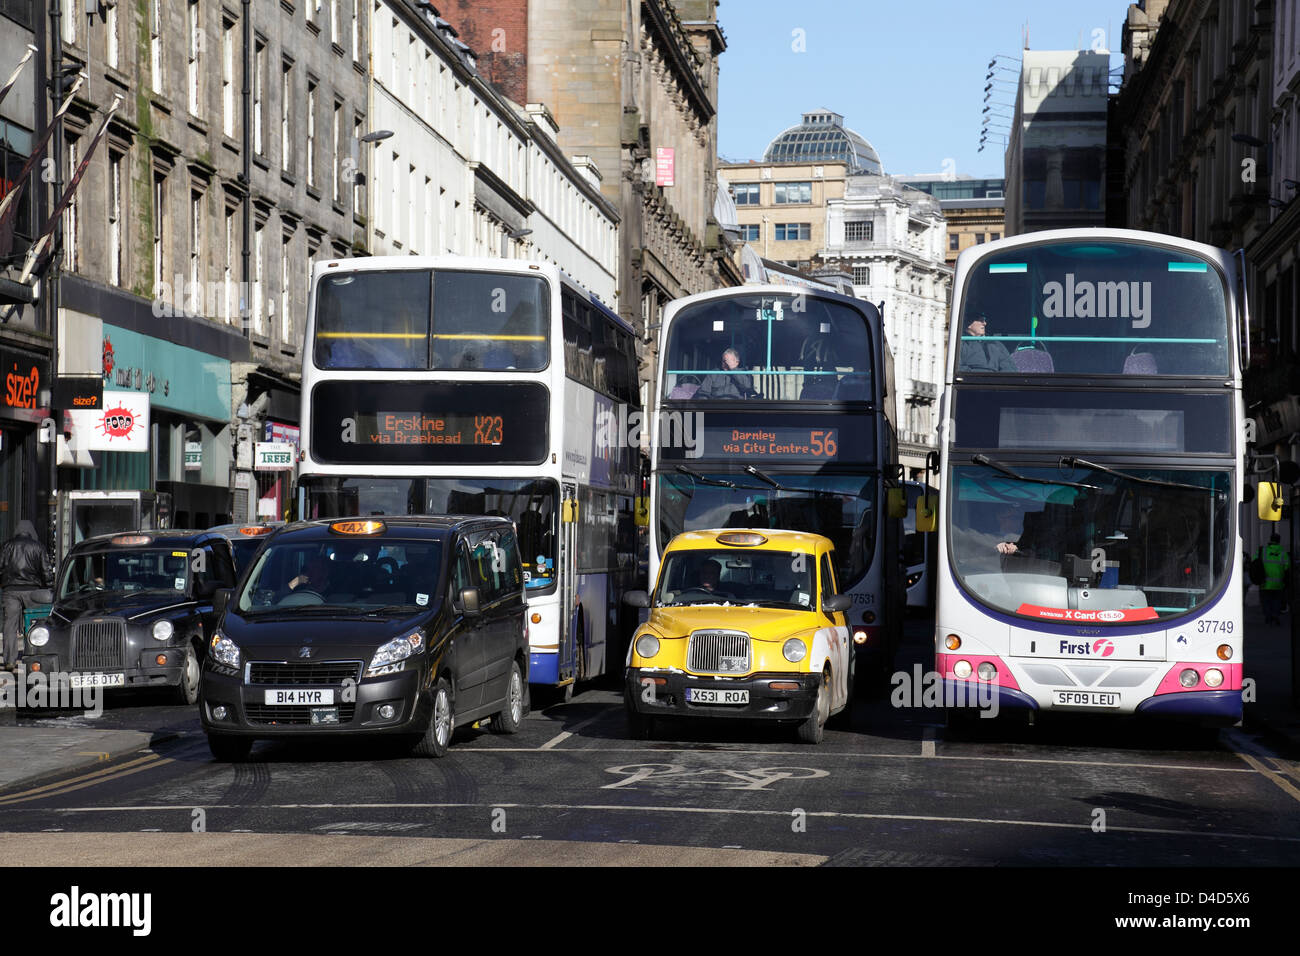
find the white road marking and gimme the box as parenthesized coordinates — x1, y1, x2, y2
(538, 712, 607, 750)
(921, 727, 935, 758)
(456, 745, 1257, 774)
(28, 802, 1300, 843)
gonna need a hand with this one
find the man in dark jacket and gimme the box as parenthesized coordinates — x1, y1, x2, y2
(960, 313, 1017, 372)
(0, 521, 53, 671)
(695, 348, 760, 399)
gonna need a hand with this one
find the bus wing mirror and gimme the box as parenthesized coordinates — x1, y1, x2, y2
(886, 487, 907, 519)
(634, 497, 649, 528)
(623, 589, 651, 608)
(925, 450, 940, 474)
(915, 495, 938, 533)
(1257, 482, 1283, 522)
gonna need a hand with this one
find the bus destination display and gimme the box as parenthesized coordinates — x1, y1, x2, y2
(311, 381, 547, 465)
(718, 426, 840, 460)
(659, 411, 873, 464)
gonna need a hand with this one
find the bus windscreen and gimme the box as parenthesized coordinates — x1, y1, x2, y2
(958, 241, 1230, 376)
(663, 293, 876, 402)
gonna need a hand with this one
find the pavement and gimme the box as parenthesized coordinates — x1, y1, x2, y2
(0, 596, 1295, 797)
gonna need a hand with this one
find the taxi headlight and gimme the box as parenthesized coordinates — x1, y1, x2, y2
(152, 620, 174, 642)
(782, 638, 807, 663)
(369, 632, 425, 670)
(209, 632, 241, 668)
(635, 634, 660, 660)
(28, 625, 49, 648)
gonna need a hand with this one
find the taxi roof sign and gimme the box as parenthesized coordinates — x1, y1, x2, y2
(237, 525, 275, 536)
(111, 534, 154, 546)
(329, 519, 386, 535)
(715, 531, 767, 547)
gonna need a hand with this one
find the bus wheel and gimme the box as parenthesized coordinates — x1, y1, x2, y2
(797, 669, 830, 744)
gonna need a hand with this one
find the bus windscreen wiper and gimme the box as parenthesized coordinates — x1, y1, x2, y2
(744, 465, 853, 498)
(970, 454, 1100, 491)
(744, 465, 786, 490)
(674, 465, 736, 489)
(1059, 456, 1218, 495)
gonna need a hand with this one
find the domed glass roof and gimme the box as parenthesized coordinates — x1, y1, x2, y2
(763, 110, 883, 175)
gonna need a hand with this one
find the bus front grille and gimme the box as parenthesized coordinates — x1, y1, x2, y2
(687, 630, 752, 674)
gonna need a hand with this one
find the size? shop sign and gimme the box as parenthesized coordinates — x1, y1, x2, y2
(254, 441, 296, 471)
(184, 441, 202, 471)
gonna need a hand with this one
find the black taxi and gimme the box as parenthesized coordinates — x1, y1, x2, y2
(25, 530, 239, 703)
(200, 515, 529, 761)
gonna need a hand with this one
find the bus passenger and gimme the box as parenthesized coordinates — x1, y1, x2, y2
(960, 313, 1017, 373)
(696, 347, 760, 399)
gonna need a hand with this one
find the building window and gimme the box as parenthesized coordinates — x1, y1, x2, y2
(352, 112, 365, 214)
(733, 183, 760, 205)
(774, 181, 811, 204)
(990, 232, 1000, 241)
(739, 223, 760, 241)
(280, 59, 293, 172)
(108, 149, 124, 286)
(329, 0, 339, 44)
(389, 149, 400, 243)
(222, 16, 237, 137)
(224, 202, 238, 325)
(253, 40, 265, 155)
(852, 265, 870, 285)
(253, 220, 265, 336)
(949, 233, 960, 251)
(305, 0, 321, 27)
(61, 0, 75, 44)
(62, 136, 79, 272)
(280, 228, 293, 345)
(306, 79, 318, 189)
(152, 166, 166, 297)
(352, 0, 361, 61)
(845, 220, 873, 242)
(188, 0, 201, 116)
(331, 101, 342, 203)
(189, 189, 203, 301)
(774, 222, 810, 241)
(106, 3, 119, 69)
(150, 0, 163, 92)
(974, 233, 986, 244)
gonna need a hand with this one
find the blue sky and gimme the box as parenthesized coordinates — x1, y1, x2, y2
(716, 0, 1125, 179)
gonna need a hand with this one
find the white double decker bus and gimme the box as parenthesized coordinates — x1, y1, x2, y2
(936, 229, 1252, 725)
(298, 257, 641, 699)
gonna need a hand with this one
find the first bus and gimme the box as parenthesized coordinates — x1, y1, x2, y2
(296, 257, 642, 699)
(936, 228, 1254, 725)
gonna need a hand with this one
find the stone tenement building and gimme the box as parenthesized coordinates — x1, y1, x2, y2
(49, 0, 366, 525)
(443, 0, 738, 401)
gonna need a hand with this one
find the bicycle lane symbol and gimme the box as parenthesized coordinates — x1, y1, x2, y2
(601, 763, 829, 791)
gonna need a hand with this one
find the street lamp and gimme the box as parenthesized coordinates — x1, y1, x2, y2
(501, 227, 531, 257)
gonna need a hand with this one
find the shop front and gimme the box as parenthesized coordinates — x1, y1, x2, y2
(0, 343, 51, 546)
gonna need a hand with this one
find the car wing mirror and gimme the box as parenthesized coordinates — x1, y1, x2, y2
(623, 589, 651, 608)
(823, 593, 852, 614)
(213, 587, 232, 614)
(460, 587, 481, 616)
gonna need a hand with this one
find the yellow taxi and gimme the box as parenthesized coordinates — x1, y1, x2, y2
(623, 529, 853, 743)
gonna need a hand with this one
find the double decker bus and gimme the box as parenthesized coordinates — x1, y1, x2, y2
(936, 229, 1251, 724)
(298, 257, 641, 698)
(648, 286, 904, 685)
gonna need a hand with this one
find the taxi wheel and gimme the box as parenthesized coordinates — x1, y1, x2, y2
(414, 676, 454, 758)
(207, 733, 252, 762)
(489, 661, 526, 734)
(796, 669, 830, 744)
(173, 644, 200, 706)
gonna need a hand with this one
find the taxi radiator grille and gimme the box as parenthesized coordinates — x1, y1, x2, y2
(244, 704, 358, 725)
(687, 630, 751, 674)
(248, 661, 363, 685)
(71, 620, 127, 672)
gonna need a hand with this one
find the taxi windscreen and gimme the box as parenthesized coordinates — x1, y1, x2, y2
(654, 548, 815, 610)
(60, 548, 192, 598)
(237, 538, 443, 614)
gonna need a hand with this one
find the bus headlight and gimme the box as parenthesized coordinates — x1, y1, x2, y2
(28, 625, 49, 648)
(976, 661, 997, 681)
(152, 620, 174, 642)
(1204, 669, 1224, 688)
(1179, 668, 1200, 688)
(635, 634, 660, 659)
(953, 660, 973, 679)
(783, 639, 807, 663)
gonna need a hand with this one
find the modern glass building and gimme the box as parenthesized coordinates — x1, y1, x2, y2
(764, 110, 884, 175)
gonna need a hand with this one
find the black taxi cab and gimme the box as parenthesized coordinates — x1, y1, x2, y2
(205, 522, 286, 573)
(200, 515, 528, 761)
(24, 530, 239, 704)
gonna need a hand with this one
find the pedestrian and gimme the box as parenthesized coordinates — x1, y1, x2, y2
(960, 312, 1017, 372)
(1256, 532, 1291, 626)
(0, 520, 54, 672)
